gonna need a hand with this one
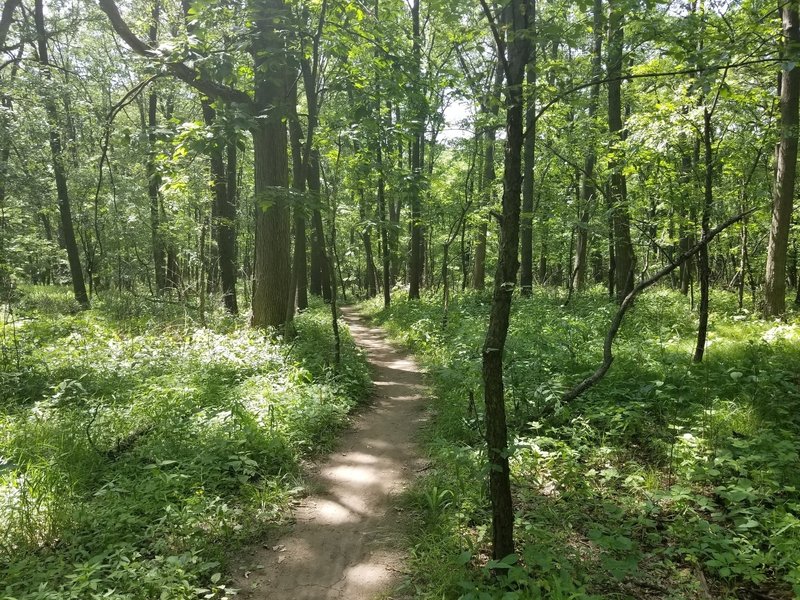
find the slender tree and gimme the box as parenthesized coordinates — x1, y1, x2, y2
(764, 4, 800, 317)
(606, 0, 635, 302)
(572, 0, 603, 292)
(147, 1, 165, 293)
(408, 0, 424, 299)
(479, 0, 530, 560)
(34, 0, 89, 309)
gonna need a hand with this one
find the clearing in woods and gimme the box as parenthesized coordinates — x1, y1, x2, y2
(232, 307, 428, 599)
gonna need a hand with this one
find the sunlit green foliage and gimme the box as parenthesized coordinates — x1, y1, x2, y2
(364, 289, 800, 598)
(0, 286, 369, 599)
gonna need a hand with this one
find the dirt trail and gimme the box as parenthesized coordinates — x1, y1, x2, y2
(232, 307, 427, 599)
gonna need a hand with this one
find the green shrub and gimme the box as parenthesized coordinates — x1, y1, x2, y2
(363, 287, 800, 599)
(0, 290, 369, 599)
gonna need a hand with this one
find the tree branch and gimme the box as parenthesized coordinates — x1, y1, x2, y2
(0, 0, 20, 51)
(560, 207, 759, 405)
(478, 0, 510, 80)
(96, 0, 253, 108)
(534, 58, 782, 124)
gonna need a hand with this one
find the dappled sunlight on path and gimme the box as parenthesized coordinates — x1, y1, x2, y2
(231, 307, 427, 599)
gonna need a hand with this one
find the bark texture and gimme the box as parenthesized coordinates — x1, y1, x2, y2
(607, 4, 635, 302)
(408, 0, 424, 299)
(765, 5, 800, 316)
(35, 0, 89, 308)
(250, 0, 291, 329)
(480, 0, 529, 560)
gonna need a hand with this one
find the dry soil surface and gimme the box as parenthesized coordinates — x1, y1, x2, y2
(231, 307, 428, 599)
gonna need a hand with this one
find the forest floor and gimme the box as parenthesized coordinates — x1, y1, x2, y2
(230, 307, 428, 600)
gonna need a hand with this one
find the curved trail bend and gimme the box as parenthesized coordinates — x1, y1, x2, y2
(233, 307, 427, 599)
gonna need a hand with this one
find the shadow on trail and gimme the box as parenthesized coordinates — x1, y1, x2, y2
(231, 308, 427, 600)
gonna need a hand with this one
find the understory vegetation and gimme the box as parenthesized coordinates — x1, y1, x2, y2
(364, 289, 800, 600)
(0, 286, 370, 600)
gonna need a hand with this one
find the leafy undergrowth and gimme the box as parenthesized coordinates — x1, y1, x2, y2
(0, 286, 370, 599)
(362, 287, 800, 599)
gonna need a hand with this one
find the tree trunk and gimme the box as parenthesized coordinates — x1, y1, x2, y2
(34, 0, 89, 308)
(360, 189, 378, 298)
(221, 134, 239, 313)
(374, 1, 391, 307)
(765, 5, 800, 316)
(481, 0, 530, 561)
(146, 1, 166, 293)
(408, 0, 424, 299)
(607, 3, 635, 302)
(520, 56, 536, 296)
(148, 91, 166, 292)
(0, 1, 21, 50)
(473, 65, 504, 291)
(250, 1, 291, 328)
(0, 47, 22, 289)
(289, 92, 308, 312)
(538, 235, 548, 283)
(377, 134, 391, 307)
(201, 101, 239, 313)
(572, 0, 603, 292)
(473, 220, 488, 290)
(308, 149, 332, 302)
(693, 107, 713, 363)
(389, 197, 402, 285)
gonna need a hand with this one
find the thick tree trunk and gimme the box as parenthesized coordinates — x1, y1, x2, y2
(481, 0, 529, 561)
(765, 5, 800, 316)
(250, 1, 291, 328)
(34, 0, 89, 308)
(607, 4, 635, 302)
(0, 0, 21, 49)
(251, 124, 290, 328)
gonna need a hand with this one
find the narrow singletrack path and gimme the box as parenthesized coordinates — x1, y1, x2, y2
(232, 307, 427, 599)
